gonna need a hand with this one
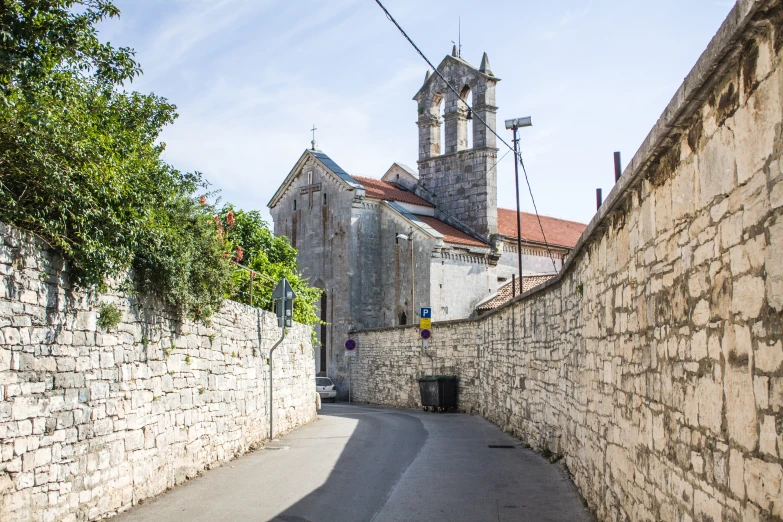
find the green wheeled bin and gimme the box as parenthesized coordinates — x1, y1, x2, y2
(418, 375, 457, 412)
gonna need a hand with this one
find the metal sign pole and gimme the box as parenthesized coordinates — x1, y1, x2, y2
(269, 323, 285, 440)
(349, 357, 352, 404)
(269, 277, 296, 440)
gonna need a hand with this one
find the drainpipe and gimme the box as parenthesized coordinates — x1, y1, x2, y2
(410, 230, 415, 322)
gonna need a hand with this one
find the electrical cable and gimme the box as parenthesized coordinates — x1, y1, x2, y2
(517, 154, 559, 272)
(487, 148, 511, 176)
(373, 0, 514, 153)
(373, 0, 561, 273)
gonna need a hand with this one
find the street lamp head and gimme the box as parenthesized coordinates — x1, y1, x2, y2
(504, 116, 533, 130)
(396, 233, 409, 241)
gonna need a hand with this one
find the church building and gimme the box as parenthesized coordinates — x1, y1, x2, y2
(268, 48, 586, 397)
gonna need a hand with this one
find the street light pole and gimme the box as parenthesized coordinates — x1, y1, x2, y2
(512, 126, 523, 286)
(505, 116, 533, 289)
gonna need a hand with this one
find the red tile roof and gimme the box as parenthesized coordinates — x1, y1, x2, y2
(414, 216, 488, 248)
(477, 274, 555, 311)
(352, 175, 434, 208)
(497, 208, 586, 248)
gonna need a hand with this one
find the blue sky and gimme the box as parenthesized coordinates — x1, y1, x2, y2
(101, 0, 734, 225)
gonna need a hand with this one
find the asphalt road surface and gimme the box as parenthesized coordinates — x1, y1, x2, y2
(115, 404, 593, 522)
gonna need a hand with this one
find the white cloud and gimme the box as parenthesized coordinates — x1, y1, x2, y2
(103, 0, 735, 225)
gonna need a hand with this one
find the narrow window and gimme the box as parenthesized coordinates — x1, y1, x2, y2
(399, 311, 407, 325)
(460, 85, 472, 151)
(436, 95, 444, 156)
(293, 199, 297, 211)
(323, 193, 327, 205)
(308, 171, 313, 185)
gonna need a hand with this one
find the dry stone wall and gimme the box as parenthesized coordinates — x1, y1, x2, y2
(353, 1, 783, 520)
(0, 225, 316, 522)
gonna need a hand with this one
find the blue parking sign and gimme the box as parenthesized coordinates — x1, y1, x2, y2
(420, 307, 432, 319)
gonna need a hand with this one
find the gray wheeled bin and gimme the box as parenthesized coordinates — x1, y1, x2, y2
(418, 375, 457, 412)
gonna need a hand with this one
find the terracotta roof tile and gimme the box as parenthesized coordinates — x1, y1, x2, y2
(497, 208, 586, 248)
(414, 216, 488, 248)
(477, 274, 555, 311)
(352, 175, 434, 208)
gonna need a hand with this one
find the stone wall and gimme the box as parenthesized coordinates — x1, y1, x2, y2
(353, 1, 783, 520)
(429, 251, 495, 321)
(0, 225, 316, 522)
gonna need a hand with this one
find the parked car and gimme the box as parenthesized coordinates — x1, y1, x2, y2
(316, 377, 337, 402)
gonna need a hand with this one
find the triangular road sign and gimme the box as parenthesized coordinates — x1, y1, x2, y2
(272, 277, 296, 300)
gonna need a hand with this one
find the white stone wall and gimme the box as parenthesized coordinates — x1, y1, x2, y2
(0, 224, 316, 522)
(496, 241, 564, 279)
(353, 3, 783, 520)
(429, 252, 494, 321)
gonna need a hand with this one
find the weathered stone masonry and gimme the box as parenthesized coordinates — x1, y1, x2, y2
(0, 225, 316, 521)
(353, 1, 783, 520)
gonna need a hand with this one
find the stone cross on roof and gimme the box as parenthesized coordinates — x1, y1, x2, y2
(310, 125, 317, 150)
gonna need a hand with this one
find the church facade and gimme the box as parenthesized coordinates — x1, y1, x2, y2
(268, 49, 586, 397)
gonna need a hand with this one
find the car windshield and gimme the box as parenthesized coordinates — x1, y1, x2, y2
(316, 378, 332, 386)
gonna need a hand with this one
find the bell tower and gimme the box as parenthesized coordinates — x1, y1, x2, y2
(413, 49, 499, 240)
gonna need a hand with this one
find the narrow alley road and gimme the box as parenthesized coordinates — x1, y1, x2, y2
(115, 404, 592, 522)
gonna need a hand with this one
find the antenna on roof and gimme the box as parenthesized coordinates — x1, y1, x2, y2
(458, 17, 461, 57)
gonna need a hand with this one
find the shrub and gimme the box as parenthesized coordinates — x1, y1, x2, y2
(97, 302, 122, 330)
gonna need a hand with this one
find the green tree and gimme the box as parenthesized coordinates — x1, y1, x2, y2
(0, 1, 139, 103)
(1, 72, 174, 285)
(0, 1, 233, 320)
(0, 1, 318, 325)
(217, 205, 322, 327)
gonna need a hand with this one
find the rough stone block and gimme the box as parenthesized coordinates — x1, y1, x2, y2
(755, 340, 783, 373)
(734, 68, 780, 185)
(697, 377, 722, 435)
(74, 311, 96, 332)
(731, 275, 765, 319)
(759, 415, 778, 457)
(699, 126, 737, 207)
(743, 457, 782, 514)
(729, 449, 745, 500)
(765, 221, 783, 311)
(754, 376, 769, 410)
(724, 365, 758, 451)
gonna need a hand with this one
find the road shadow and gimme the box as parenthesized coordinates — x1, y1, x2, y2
(269, 404, 427, 522)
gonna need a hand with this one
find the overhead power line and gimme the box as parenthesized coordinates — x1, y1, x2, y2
(373, 0, 514, 153)
(373, 0, 560, 274)
(519, 156, 558, 272)
(487, 148, 511, 176)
